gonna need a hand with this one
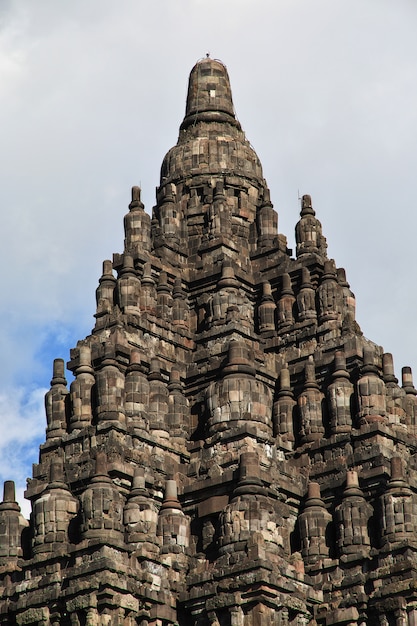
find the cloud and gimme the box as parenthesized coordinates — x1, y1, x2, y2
(0, 385, 46, 518)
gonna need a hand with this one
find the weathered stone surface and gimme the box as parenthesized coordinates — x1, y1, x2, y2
(2, 56, 416, 626)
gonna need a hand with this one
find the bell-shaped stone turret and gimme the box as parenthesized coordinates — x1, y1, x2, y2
(380, 457, 417, 548)
(69, 345, 95, 431)
(157, 479, 189, 556)
(256, 187, 278, 250)
(139, 261, 156, 314)
(295, 194, 327, 258)
(0, 481, 29, 564)
(296, 266, 317, 323)
(298, 482, 332, 567)
(357, 346, 387, 426)
(95, 343, 126, 426)
(32, 458, 78, 556)
(218, 452, 287, 563)
(148, 358, 169, 438)
(402, 366, 417, 432)
(167, 367, 189, 439)
(206, 340, 272, 437)
(298, 356, 325, 443)
(117, 253, 141, 316)
(258, 281, 277, 334)
(124, 469, 159, 556)
(277, 273, 295, 331)
(156, 271, 172, 319)
(206, 260, 253, 330)
(335, 470, 372, 559)
(124, 186, 151, 254)
(337, 267, 356, 324)
(95, 259, 116, 318)
(125, 349, 149, 430)
(80, 452, 124, 546)
(273, 364, 296, 444)
(207, 179, 231, 241)
(172, 277, 189, 329)
(317, 260, 343, 324)
(156, 182, 181, 246)
(45, 358, 69, 440)
(327, 351, 354, 435)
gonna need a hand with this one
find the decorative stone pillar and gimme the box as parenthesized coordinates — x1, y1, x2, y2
(157, 182, 180, 245)
(32, 458, 79, 555)
(172, 277, 189, 329)
(298, 356, 325, 443)
(80, 452, 124, 546)
(95, 260, 116, 317)
(277, 273, 295, 331)
(298, 482, 332, 567)
(125, 349, 149, 429)
(380, 456, 417, 547)
(357, 346, 387, 426)
(273, 364, 295, 444)
(167, 367, 189, 439)
(257, 187, 277, 250)
(157, 479, 189, 554)
(296, 267, 317, 323)
(205, 339, 272, 437)
(148, 358, 169, 438)
(210, 261, 237, 324)
(258, 281, 276, 334)
(232, 452, 267, 498)
(208, 180, 231, 240)
(45, 358, 69, 439)
(206, 261, 253, 329)
(117, 253, 141, 315)
(335, 470, 372, 558)
(156, 271, 172, 319)
(383, 353, 406, 427)
(70, 345, 95, 431)
(124, 186, 151, 254)
(317, 260, 343, 324)
(218, 452, 285, 562)
(124, 469, 159, 555)
(139, 262, 156, 314)
(402, 366, 417, 433)
(95, 343, 126, 426)
(295, 194, 327, 258)
(0, 480, 29, 563)
(337, 267, 356, 323)
(327, 351, 353, 435)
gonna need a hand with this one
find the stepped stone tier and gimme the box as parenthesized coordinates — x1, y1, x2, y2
(2, 57, 417, 626)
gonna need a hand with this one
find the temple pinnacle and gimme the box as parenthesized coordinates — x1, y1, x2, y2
(180, 57, 239, 130)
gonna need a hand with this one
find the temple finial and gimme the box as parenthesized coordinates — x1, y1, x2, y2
(181, 57, 240, 130)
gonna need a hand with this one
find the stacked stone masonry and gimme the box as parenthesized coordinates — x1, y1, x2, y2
(1, 57, 417, 626)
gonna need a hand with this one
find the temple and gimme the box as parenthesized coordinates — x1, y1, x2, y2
(1, 57, 417, 626)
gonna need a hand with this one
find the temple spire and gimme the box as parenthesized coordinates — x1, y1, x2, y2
(181, 58, 240, 130)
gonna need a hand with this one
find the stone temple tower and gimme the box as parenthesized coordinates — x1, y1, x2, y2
(1, 58, 417, 626)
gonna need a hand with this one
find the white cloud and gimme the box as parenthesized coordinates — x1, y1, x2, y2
(0, 386, 46, 517)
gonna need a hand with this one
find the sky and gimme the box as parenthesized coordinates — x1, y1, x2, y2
(1, 0, 417, 516)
